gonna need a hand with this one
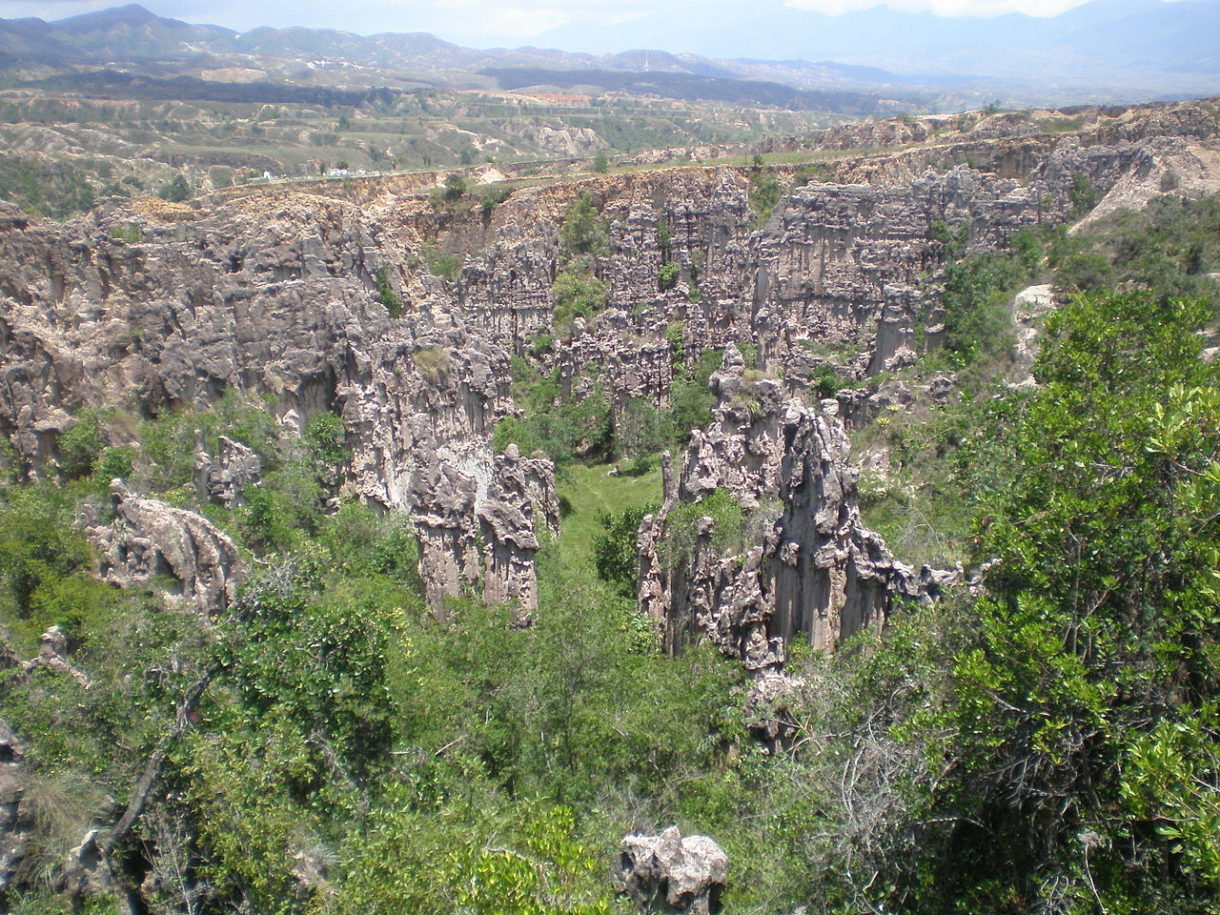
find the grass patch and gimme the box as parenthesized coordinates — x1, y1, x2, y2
(554, 461, 663, 567)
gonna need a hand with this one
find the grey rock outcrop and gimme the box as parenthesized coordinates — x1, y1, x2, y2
(27, 626, 92, 688)
(612, 826, 727, 915)
(194, 433, 262, 508)
(86, 481, 245, 615)
(0, 187, 555, 613)
(638, 350, 939, 670)
(409, 421, 560, 615)
(0, 100, 1212, 620)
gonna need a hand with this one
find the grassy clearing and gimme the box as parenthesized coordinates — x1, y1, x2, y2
(553, 460, 663, 567)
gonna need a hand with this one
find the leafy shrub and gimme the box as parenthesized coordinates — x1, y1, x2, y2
(1068, 172, 1098, 216)
(374, 265, 403, 317)
(592, 505, 658, 597)
(442, 172, 467, 201)
(55, 409, 106, 480)
(0, 155, 95, 219)
(559, 192, 609, 258)
(303, 411, 348, 470)
(749, 171, 782, 226)
(157, 173, 191, 203)
(109, 224, 143, 244)
(939, 248, 1028, 364)
(658, 261, 680, 291)
(663, 487, 745, 568)
(552, 263, 609, 330)
(428, 253, 462, 282)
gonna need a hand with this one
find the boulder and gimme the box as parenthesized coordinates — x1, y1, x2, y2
(611, 826, 727, 915)
(86, 482, 245, 616)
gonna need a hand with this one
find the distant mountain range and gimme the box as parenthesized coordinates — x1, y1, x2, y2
(537, 0, 1220, 92)
(0, 1, 1216, 106)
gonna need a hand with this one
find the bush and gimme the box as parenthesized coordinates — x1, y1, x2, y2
(157, 173, 191, 203)
(56, 410, 106, 480)
(594, 504, 657, 598)
(414, 347, 451, 384)
(940, 251, 1026, 364)
(374, 265, 403, 317)
(428, 253, 462, 282)
(443, 172, 467, 201)
(749, 171, 782, 226)
(552, 263, 609, 330)
(559, 192, 609, 258)
(658, 261, 680, 291)
(663, 487, 746, 568)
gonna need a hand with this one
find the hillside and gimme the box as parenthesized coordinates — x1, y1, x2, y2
(0, 96, 1218, 914)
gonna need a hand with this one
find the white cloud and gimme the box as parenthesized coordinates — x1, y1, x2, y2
(784, 0, 1092, 15)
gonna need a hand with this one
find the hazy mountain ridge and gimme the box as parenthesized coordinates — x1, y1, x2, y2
(1, 1, 1215, 107)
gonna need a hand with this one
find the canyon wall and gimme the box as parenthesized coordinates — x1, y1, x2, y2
(0, 99, 1214, 629)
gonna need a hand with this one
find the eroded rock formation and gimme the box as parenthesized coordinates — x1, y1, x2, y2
(638, 348, 943, 670)
(0, 190, 551, 611)
(85, 482, 245, 615)
(0, 99, 1213, 619)
(194, 433, 262, 508)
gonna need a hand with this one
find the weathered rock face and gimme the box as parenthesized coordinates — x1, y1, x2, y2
(450, 114, 1218, 405)
(637, 348, 938, 670)
(0, 719, 31, 901)
(408, 422, 560, 615)
(0, 190, 553, 611)
(85, 482, 245, 615)
(194, 433, 262, 508)
(611, 826, 727, 915)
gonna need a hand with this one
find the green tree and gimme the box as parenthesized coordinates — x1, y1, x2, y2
(593, 504, 656, 597)
(559, 192, 609, 258)
(158, 173, 191, 203)
(917, 292, 1220, 911)
(443, 172, 467, 201)
(552, 262, 609, 330)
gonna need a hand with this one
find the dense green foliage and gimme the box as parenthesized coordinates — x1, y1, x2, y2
(552, 262, 610, 331)
(157, 173, 192, 203)
(837, 291, 1220, 912)
(373, 265, 403, 317)
(1053, 194, 1220, 310)
(748, 170, 782, 225)
(929, 221, 1044, 365)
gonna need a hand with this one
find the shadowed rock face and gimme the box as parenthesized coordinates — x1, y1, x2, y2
(637, 348, 943, 670)
(0, 720, 30, 900)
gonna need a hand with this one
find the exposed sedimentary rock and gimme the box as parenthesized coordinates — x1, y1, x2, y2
(194, 433, 262, 508)
(409, 420, 560, 614)
(86, 481, 245, 615)
(638, 348, 943, 670)
(612, 826, 727, 915)
(0, 101, 1212, 618)
(28, 626, 92, 688)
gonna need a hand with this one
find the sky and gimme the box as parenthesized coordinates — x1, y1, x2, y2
(0, 0, 1133, 45)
